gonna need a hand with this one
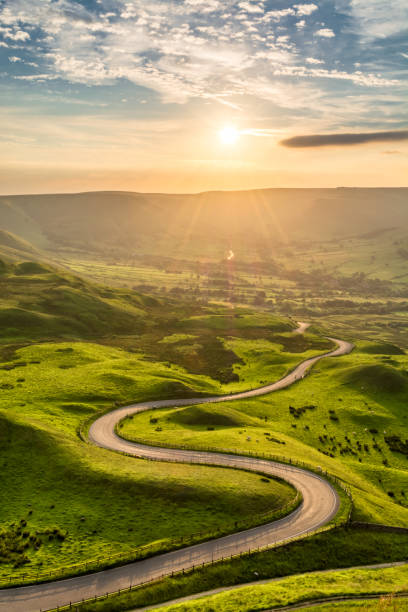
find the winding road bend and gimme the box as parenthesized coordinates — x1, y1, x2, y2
(1, 325, 353, 612)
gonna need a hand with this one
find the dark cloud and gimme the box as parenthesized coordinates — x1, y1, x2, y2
(280, 130, 408, 148)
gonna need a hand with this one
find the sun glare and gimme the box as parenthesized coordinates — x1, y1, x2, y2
(219, 126, 239, 145)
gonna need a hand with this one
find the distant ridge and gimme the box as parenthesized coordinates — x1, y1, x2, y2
(0, 188, 407, 258)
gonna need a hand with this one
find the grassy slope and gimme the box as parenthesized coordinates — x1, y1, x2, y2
(0, 340, 299, 582)
(0, 259, 154, 343)
(69, 529, 408, 612)
(1, 259, 311, 385)
(155, 565, 408, 611)
(121, 341, 408, 526)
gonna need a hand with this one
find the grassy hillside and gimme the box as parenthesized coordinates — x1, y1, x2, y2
(121, 339, 408, 527)
(0, 192, 407, 609)
(1, 189, 407, 259)
(5, 259, 338, 386)
(2, 192, 407, 352)
(0, 338, 300, 584)
(0, 259, 154, 343)
(154, 564, 408, 611)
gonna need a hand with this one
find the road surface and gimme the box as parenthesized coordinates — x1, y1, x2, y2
(0, 326, 353, 612)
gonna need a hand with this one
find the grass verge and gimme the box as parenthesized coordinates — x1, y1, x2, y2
(47, 528, 408, 611)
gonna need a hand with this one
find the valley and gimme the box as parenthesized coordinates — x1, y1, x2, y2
(0, 188, 407, 611)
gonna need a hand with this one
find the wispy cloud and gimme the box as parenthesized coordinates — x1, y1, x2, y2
(280, 130, 408, 148)
(0, 0, 404, 109)
(347, 0, 408, 40)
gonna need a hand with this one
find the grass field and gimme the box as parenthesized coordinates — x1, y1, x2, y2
(153, 564, 408, 611)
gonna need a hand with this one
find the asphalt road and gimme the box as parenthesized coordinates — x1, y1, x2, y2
(0, 327, 353, 612)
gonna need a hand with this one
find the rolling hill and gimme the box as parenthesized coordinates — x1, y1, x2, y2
(0, 188, 407, 259)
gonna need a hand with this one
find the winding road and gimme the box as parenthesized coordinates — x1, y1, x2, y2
(0, 325, 353, 612)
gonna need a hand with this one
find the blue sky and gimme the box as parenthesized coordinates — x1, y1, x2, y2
(0, 0, 407, 192)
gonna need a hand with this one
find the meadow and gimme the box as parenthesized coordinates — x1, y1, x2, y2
(0, 246, 407, 608)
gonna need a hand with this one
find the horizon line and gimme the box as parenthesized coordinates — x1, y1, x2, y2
(1, 186, 408, 198)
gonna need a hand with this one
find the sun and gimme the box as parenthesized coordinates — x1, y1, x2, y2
(219, 125, 240, 145)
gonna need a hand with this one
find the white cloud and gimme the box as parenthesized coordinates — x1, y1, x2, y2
(9, 56, 22, 62)
(346, 0, 408, 40)
(306, 57, 324, 64)
(14, 74, 57, 81)
(184, 0, 222, 12)
(263, 8, 295, 21)
(238, 2, 264, 14)
(315, 28, 335, 38)
(0, 0, 403, 116)
(1, 27, 30, 41)
(294, 4, 318, 17)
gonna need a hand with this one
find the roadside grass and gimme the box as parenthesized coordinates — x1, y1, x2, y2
(154, 564, 408, 611)
(120, 340, 408, 526)
(0, 342, 297, 583)
(57, 528, 408, 612)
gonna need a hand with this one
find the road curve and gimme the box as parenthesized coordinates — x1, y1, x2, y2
(1, 328, 353, 612)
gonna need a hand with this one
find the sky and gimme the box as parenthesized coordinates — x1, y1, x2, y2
(0, 0, 407, 194)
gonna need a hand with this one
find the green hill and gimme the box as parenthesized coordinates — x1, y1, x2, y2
(0, 260, 153, 342)
(340, 364, 408, 394)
